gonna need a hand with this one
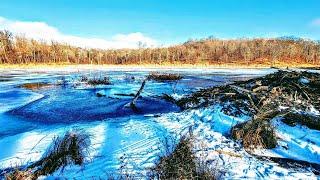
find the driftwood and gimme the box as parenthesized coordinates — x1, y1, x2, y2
(125, 78, 147, 109)
(177, 70, 320, 150)
(292, 82, 310, 100)
(230, 85, 260, 112)
(114, 93, 135, 97)
(124, 73, 181, 110)
(247, 94, 260, 113)
(230, 85, 253, 94)
(252, 86, 268, 93)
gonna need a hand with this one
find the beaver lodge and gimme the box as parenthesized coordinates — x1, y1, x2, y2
(177, 70, 320, 149)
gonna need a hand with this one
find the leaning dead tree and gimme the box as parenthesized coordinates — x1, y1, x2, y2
(125, 78, 148, 109)
(125, 72, 183, 110)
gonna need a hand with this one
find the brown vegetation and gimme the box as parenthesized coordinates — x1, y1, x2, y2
(5, 169, 34, 180)
(79, 75, 111, 85)
(87, 77, 111, 86)
(148, 72, 182, 81)
(29, 130, 90, 178)
(1, 30, 320, 66)
(150, 137, 216, 179)
(19, 82, 52, 90)
(177, 70, 320, 149)
(5, 130, 91, 179)
(231, 110, 278, 149)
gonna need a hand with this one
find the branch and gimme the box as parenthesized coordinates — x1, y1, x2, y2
(125, 78, 147, 109)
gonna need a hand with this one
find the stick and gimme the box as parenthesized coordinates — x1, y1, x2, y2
(125, 78, 147, 109)
(230, 85, 253, 94)
(247, 94, 260, 112)
(292, 82, 310, 100)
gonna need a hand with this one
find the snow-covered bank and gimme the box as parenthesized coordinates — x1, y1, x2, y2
(0, 68, 319, 179)
(0, 89, 44, 114)
(156, 106, 319, 179)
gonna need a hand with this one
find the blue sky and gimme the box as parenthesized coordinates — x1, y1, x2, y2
(1, 0, 320, 48)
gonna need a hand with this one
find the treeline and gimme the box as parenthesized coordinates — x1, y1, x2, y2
(1, 30, 320, 65)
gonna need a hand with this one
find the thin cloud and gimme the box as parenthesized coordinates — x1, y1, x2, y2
(311, 18, 320, 27)
(0, 16, 157, 49)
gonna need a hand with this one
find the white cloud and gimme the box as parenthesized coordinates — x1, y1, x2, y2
(311, 18, 320, 27)
(0, 16, 157, 49)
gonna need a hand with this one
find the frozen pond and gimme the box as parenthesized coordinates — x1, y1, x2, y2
(3, 68, 306, 178)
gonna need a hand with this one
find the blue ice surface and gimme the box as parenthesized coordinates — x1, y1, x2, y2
(0, 68, 274, 178)
(8, 88, 180, 124)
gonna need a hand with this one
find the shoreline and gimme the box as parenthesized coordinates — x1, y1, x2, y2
(0, 63, 319, 71)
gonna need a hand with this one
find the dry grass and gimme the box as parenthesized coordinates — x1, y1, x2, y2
(179, 70, 320, 149)
(5, 130, 90, 179)
(19, 83, 52, 90)
(79, 75, 89, 82)
(87, 77, 111, 85)
(27, 130, 90, 178)
(150, 136, 216, 179)
(231, 110, 279, 149)
(80, 76, 111, 85)
(147, 72, 182, 82)
(5, 169, 34, 180)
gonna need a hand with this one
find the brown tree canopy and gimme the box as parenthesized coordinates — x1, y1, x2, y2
(1, 30, 319, 66)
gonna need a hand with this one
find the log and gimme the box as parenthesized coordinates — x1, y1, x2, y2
(230, 85, 253, 94)
(292, 82, 310, 100)
(252, 86, 269, 93)
(125, 78, 147, 109)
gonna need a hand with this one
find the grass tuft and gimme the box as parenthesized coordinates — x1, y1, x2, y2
(231, 110, 279, 149)
(80, 75, 111, 85)
(147, 72, 182, 82)
(87, 77, 111, 85)
(28, 130, 91, 178)
(5, 169, 34, 180)
(19, 83, 51, 90)
(150, 136, 216, 179)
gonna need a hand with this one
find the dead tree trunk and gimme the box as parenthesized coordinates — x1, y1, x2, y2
(125, 78, 147, 109)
